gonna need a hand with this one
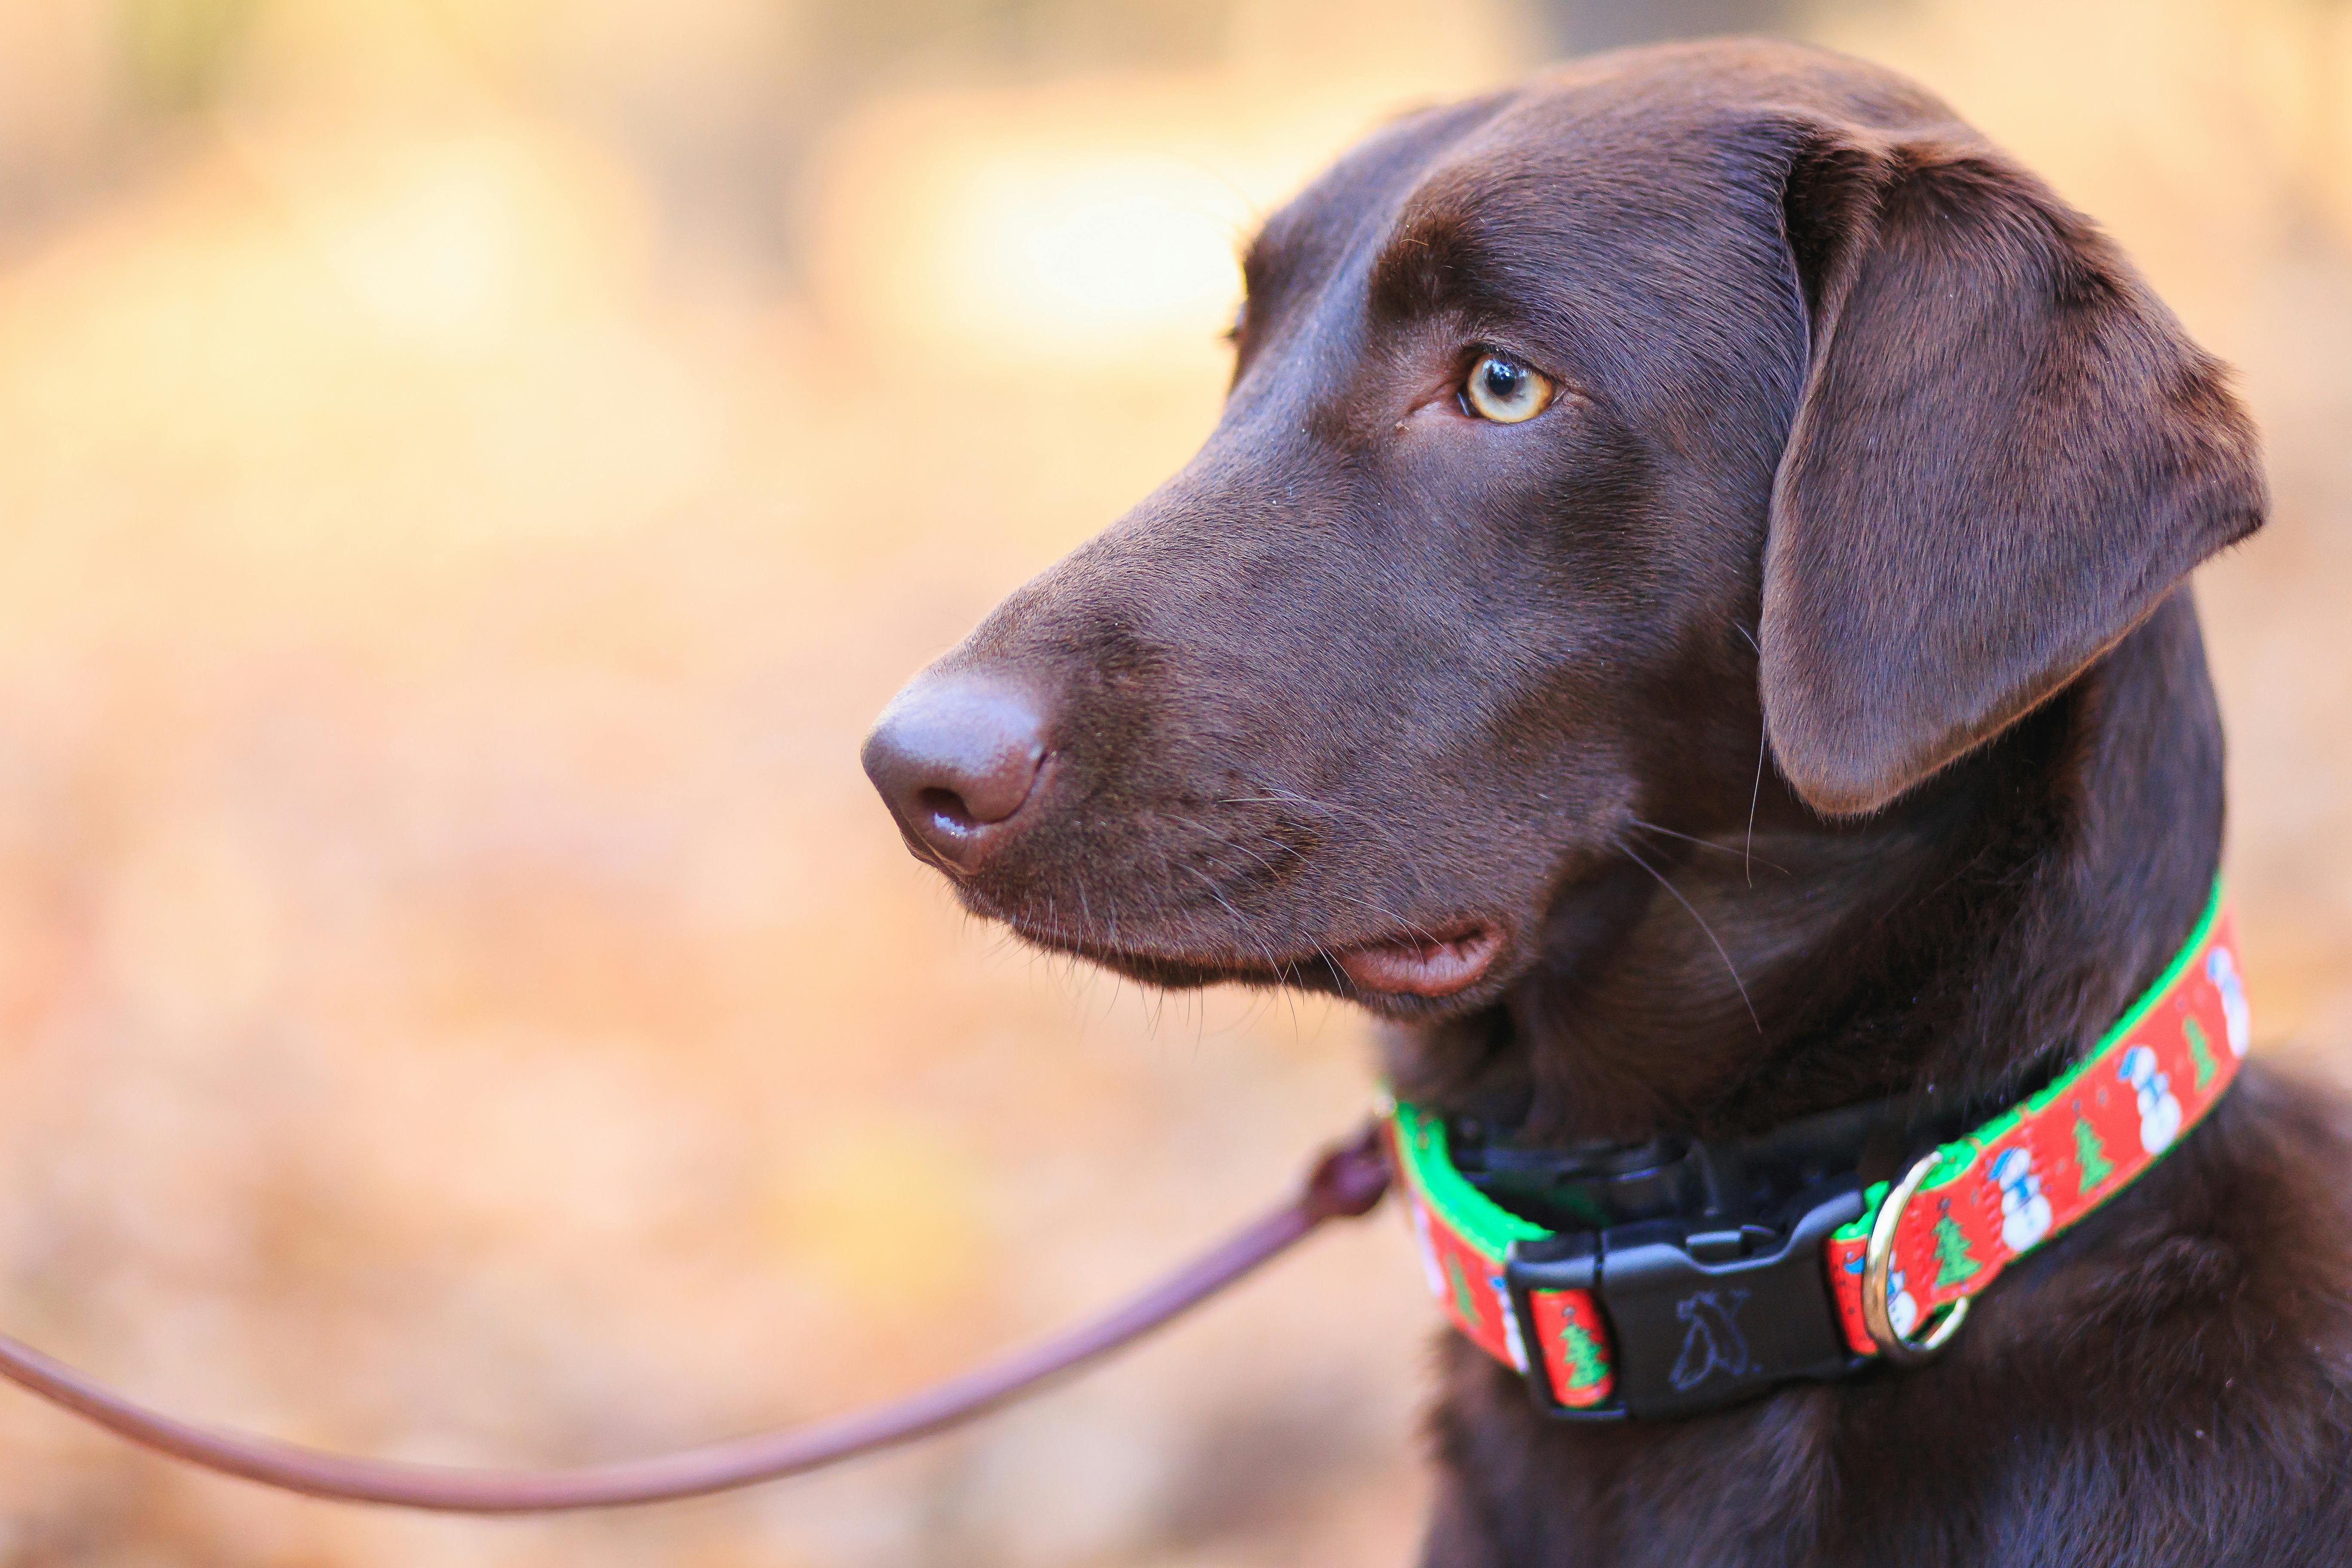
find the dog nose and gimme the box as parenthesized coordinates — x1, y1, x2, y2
(862, 674, 1048, 873)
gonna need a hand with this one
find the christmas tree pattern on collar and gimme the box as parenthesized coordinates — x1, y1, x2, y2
(1384, 882, 2248, 1419)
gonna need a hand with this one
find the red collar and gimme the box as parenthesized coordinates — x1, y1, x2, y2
(1384, 883, 2247, 1419)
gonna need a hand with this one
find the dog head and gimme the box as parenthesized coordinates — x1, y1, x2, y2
(862, 40, 2262, 1023)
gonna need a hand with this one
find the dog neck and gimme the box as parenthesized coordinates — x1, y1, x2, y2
(1384, 590, 2227, 1151)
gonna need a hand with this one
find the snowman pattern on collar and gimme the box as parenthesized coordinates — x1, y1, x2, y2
(1885, 1268, 1918, 1338)
(2119, 1044, 2183, 1154)
(1842, 1252, 1921, 1339)
(2208, 947, 2252, 1059)
(1988, 1146, 2054, 1252)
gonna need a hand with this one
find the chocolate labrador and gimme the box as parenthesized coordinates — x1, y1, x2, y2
(862, 37, 2352, 1566)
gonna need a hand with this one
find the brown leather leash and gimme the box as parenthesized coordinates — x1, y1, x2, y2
(0, 1124, 1389, 1513)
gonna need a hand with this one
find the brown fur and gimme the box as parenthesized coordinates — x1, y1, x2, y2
(865, 39, 2352, 1565)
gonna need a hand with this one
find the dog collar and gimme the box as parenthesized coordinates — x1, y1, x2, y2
(1383, 882, 2248, 1420)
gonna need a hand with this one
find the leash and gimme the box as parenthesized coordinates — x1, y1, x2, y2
(0, 1124, 1390, 1513)
(0, 890, 2253, 1503)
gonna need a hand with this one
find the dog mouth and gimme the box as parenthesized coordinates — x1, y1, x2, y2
(968, 887, 1507, 1004)
(1332, 923, 1505, 998)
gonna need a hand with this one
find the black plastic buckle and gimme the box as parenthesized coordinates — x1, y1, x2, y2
(1504, 1178, 1866, 1421)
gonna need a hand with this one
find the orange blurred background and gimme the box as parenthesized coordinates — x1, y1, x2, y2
(0, 0, 2346, 1561)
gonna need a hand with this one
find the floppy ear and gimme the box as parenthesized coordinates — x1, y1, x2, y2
(1759, 127, 2266, 818)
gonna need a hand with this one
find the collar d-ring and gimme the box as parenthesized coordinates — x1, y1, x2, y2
(1861, 1149, 1972, 1365)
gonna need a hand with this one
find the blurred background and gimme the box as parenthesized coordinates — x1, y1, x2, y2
(0, 0, 2346, 1561)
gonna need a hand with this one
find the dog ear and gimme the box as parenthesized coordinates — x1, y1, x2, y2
(1758, 127, 2266, 818)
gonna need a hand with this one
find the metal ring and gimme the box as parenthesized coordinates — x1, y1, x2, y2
(1861, 1149, 1972, 1366)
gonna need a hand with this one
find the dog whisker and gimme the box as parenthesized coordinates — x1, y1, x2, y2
(1614, 834, 1764, 1037)
(1161, 808, 1455, 957)
(1730, 620, 1767, 890)
(1629, 817, 1788, 877)
(1177, 861, 1305, 985)
(1216, 788, 1431, 898)
(1213, 848, 1450, 962)
(1744, 727, 1767, 890)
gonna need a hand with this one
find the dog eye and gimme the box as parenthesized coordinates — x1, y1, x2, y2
(1462, 353, 1554, 423)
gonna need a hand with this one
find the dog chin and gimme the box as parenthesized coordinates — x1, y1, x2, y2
(988, 915, 1343, 994)
(973, 892, 1513, 1016)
